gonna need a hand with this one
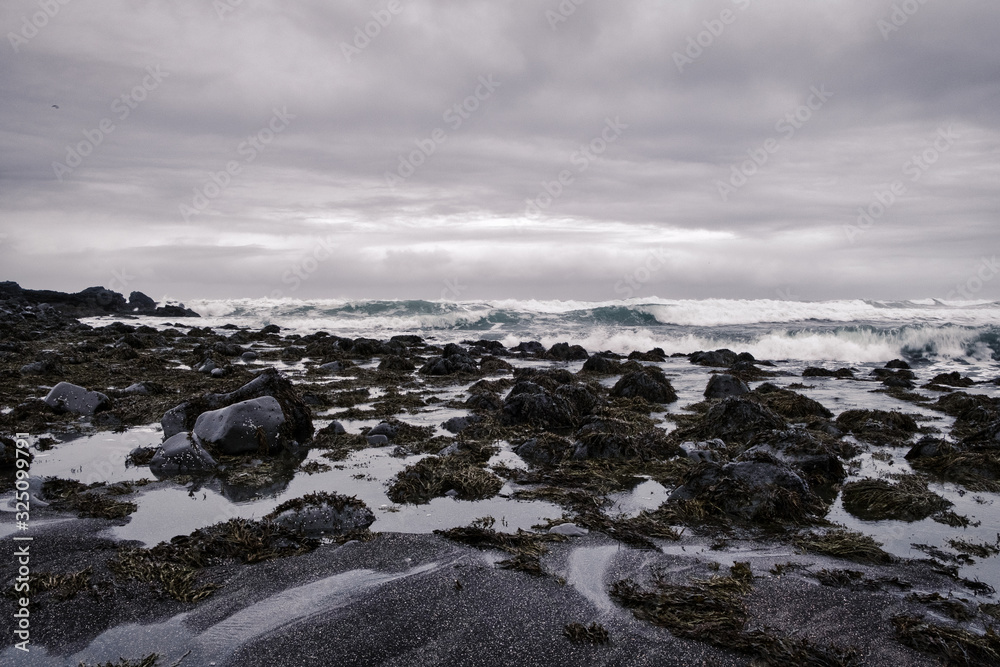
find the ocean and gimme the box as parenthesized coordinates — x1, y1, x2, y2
(178, 296, 1000, 367)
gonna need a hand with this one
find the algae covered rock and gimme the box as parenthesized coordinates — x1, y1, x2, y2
(266, 491, 375, 536)
(610, 366, 677, 404)
(704, 374, 750, 399)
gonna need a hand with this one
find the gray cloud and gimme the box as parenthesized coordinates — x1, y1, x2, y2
(1, 0, 999, 302)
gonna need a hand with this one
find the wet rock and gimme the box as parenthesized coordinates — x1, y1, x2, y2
(841, 474, 951, 522)
(480, 356, 514, 374)
(43, 382, 111, 416)
(679, 439, 726, 463)
(319, 361, 349, 374)
(610, 366, 677, 404)
(210, 368, 227, 378)
(379, 355, 416, 372)
(465, 392, 503, 412)
(905, 436, 948, 461)
(752, 383, 833, 420)
(803, 367, 855, 379)
(502, 381, 578, 430)
(628, 348, 667, 362)
(324, 420, 347, 436)
(192, 396, 288, 455)
(241, 351, 258, 362)
(745, 428, 846, 485)
(128, 291, 157, 311)
(161, 368, 313, 444)
(555, 383, 602, 417)
(928, 371, 975, 388)
(442, 415, 483, 434)
(261, 324, 281, 334)
(511, 341, 546, 356)
(20, 358, 62, 375)
(367, 434, 389, 446)
(690, 349, 737, 367)
(213, 341, 245, 357)
(669, 453, 819, 523)
(835, 409, 918, 446)
(267, 492, 375, 536)
(390, 334, 424, 346)
(676, 397, 787, 447)
(419, 346, 479, 375)
(548, 523, 589, 537)
(572, 416, 674, 460)
(885, 359, 911, 370)
(368, 422, 398, 439)
(580, 355, 623, 375)
(704, 374, 750, 399)
(123, 381, 165, 396)
(514, 433, 574, 465)
(149, 432, 218, 474)
(546, 342, 589, 361)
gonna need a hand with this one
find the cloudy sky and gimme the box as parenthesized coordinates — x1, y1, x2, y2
(1, 0, 998, 303)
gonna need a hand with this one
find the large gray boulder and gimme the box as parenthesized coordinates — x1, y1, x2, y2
(193, 396, 287, 455)
(161, 368, 313, 443)
(149, 432, 217, 474)
(43, 382, 111, 416)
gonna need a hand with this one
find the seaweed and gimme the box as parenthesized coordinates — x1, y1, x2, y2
(42, 477, 138, 519)
(891, 614, 1000, 666)
(841, 474, 952, 522)
(794, 528, 894, 565)
(434, 522, 565, 577)
(611, 563, 856, 665)
(387, 455, 503, 504)
(563, 622, 610, 644)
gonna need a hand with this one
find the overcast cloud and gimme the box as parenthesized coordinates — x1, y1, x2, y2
(1, 0, 998, 303)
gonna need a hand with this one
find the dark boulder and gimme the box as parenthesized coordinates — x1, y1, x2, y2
(704, 374, 750, 399)
(580, 354, 623, 375)
(752, 383, 833, 420)
(610, 366, 677, 404)
(267, 492, 375, 536)
(546, 342, 589, 361)
(43, 382, 111, 416)
(149, 432, 218, 474)
(379, 355, 416, 372)
(690, 349, 737, 367)
(511, 341, 546, 356)
(885, 359, 911, 370)
(193, 396, 288, 455)
(835, 409, 918, 446)
(928, 371, 975, 388)
(514, 433, 574, 466)
(128, 291, 157, 311)
(803, 367, 855, 379)
(442, 415, 483, 434)
(502, 381, 577, 430)
(480, 356, 514, 374)
(676, 397, 787, 448)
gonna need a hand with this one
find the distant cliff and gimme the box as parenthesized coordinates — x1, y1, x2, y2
(0, 282, 200, 317)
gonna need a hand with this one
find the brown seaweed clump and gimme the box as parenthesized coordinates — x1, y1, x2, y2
(387, 455, 503, 504)
(892, 614, 1000, 666)
(793, 528, 895, 565)
(834, 409, 918, 446)
(563, 622, 610, 644)
(611, 563, 857, 665)
(841, 474, 952, 522)
(42, 478, 138, 520)
(434, 518, 565, 576)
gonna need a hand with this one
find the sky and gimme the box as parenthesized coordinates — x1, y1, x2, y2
(1, 0, 998, 304)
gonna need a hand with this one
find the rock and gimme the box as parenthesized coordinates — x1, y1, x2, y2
(628, 348, 667, 362)
(324, 421, 347, 436)
(502, 381, 578, 430)
(465, 392, 503, 411)
(390, 334, 424, 346)
(610, 366, 678, 404)
(149, 432, 218, 474)
(669, 454, 817, 523)
(580, 355, 623, 375)
(123, 382, 164, 396)
(161, 368, 313, 444)
(480, 356, 514, 374)
(745, 429, 846, 485)
(367, 434, 389, 446)
(548, 523, 589, 537)
(261, 324, 281, 334)
(43, 382, 111, 416)
(704, 374, 750, 399)
(571, 416, 674, 460)
(20, 359, 61, 375)
(690, 349, 737, 367)
(905, 436, 948, 460)
(679, 439, 726, 463)
(803, 367, 855, 378)
(368, 422, 398, 439)
(546, 342, 589, 361)
(319, 361, 347, 374)
(928, 371, 975, 388)
(192, 396, 288, 455)
(442, 415, 483, 434)
(752, 383, 833, 420)
(885, 359, 911, 370)
(379, 355, 416, 372)
(514, 434, 574, 465)
(835, 409, 918, 446)
(128, 291, 157, 311)
(678, 397, 787, 447)
(240, 350, 258, 363)
(267, 492, 375, 536)
(511, 341, 546, 356)
(419, 349, 479, 376)
(210, 368, 227, 378)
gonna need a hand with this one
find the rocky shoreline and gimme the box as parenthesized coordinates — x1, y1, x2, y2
(3, 285, 1000, 666)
